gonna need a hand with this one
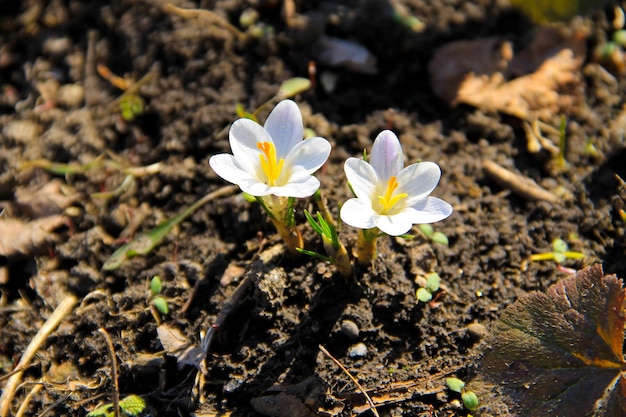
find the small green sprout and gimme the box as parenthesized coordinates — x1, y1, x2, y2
(530, 238, 585, 264)
(461, 391, 480, 411)
(418, 224, 449, 246)
(87, 394, 146, 417)
(446, 377, 479, 411)
(236, 77, 311, 122)
(547, 115, 569, 173)
(118, 94, 145, 122)
(416, 272, 441, 303)
(150, 275, 168, 316)
(103, 186, 236, 270)
(298, 208, 352, 276)
(445, 377, 465, 393)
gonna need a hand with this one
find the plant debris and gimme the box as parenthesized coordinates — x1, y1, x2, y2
(430, 25, 586, 120)
(478, 265, 626, 416)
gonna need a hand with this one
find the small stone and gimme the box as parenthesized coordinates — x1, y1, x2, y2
(348, 343, 367, 358)
(340, 320, 359, 339)
(466, 322, 488, 340)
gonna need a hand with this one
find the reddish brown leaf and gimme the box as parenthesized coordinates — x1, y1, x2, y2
(480, 265, 626, 416)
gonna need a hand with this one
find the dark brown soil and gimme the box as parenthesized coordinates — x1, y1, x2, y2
(1, 1, 625, 416)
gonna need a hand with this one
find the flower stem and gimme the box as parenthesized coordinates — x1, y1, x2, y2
(332, 242, 353, 276)
(270, 217, 303, 255)
(355, 228, 378, 266)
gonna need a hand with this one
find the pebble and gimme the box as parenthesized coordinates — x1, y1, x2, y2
(340, 320, 359, 339)
(466, 322, 488, 340)
(348, 343, 367, 358)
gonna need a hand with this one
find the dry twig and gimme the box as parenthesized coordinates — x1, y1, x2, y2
(98, 328, 120, 417)
(163, 3, 247, 43)
(0, 295, 78, 417)
(318, 344, 380, 417)
(482, 160, 559, 203)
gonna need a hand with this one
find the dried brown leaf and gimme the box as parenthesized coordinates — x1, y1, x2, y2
(430, 26, 586, 120)
(156, 324, 206, 372)
(0, 215, 66, 257)
(14, 180, 78, 218)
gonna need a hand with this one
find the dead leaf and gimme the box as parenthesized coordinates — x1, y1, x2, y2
(14, 180, 78, 218)
(0, 215, 66, 257)
(156, 324, 206, 372)
(219, 262, 245, 286)
(430, 26, 586, 120)
(479, 265, 626, 416)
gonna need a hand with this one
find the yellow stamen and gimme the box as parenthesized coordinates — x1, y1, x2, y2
(378, 176, 408, 214)
(257, 142, 285, 186)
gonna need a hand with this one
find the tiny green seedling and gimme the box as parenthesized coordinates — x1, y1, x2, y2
(530, 238, 585, 264)
(87, 394, 146, 417)
(298, 209, 352, 276)
(149, 276, 169, 318)
(446, 377, 479, 412)
(416, 272, 441, 303)
(236, 77, 311, 122)
(418, 224, 449, 246)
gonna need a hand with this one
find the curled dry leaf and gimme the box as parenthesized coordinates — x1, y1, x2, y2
(156, 324, 206, 372)
(479, 265, 626, 416)
(430, 26, 586, 120)
(0, 215, 66, 258)
(14, 180, 79, 218)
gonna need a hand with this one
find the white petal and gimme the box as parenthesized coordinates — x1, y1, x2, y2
(405, 196, 453, 223)
(375, 213, 414, 236)
(340, 198, 376, 230)
(370, 130, 403, 181)
(264, 100, 303, 158)
(239, 178, 273, 196)
(344, 158, 378, 205)
(283, 137, 331, 181)
(209, 154, 256, 186)
(229, 119, 271, 177)
(397, 161, 442, 205)
(272, 176, 320, 198)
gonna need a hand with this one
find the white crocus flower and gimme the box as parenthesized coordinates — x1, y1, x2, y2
(340, 130, 452, 236)
(209, 100, 331, 198)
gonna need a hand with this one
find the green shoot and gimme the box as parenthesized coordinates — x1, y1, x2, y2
(103, 186, 237, 270)
(530, 238, 585, 264)
(416, 272, 441, 303)
(462, 391, 479, 411)
(446, 377, 479, 411)
(118, 94, 145, 122)
(277, 77, 311, 100)
(149, 276, 168, 316)
(304, 210, 339, 251)
(150, 275, 162, 296)
(237, 77, 311, 121)
(91, 174, 135, 200)
(87, 394, 146, 417)
(548, 115, 569, 173)
(418, 224, 449, 246)
(301, 209, 352, 276)
(445, 377, 465, 393)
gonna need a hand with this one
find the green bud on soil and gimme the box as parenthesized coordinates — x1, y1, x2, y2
(445, 377, 465, 393)
(431, 231, 449, 246)
(425, 272, 441, 293)
(462, 391, 479, 410)
(152, 296, 169, 315)
(416, 288, 433, 303)
(150, 276, 162, 296)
